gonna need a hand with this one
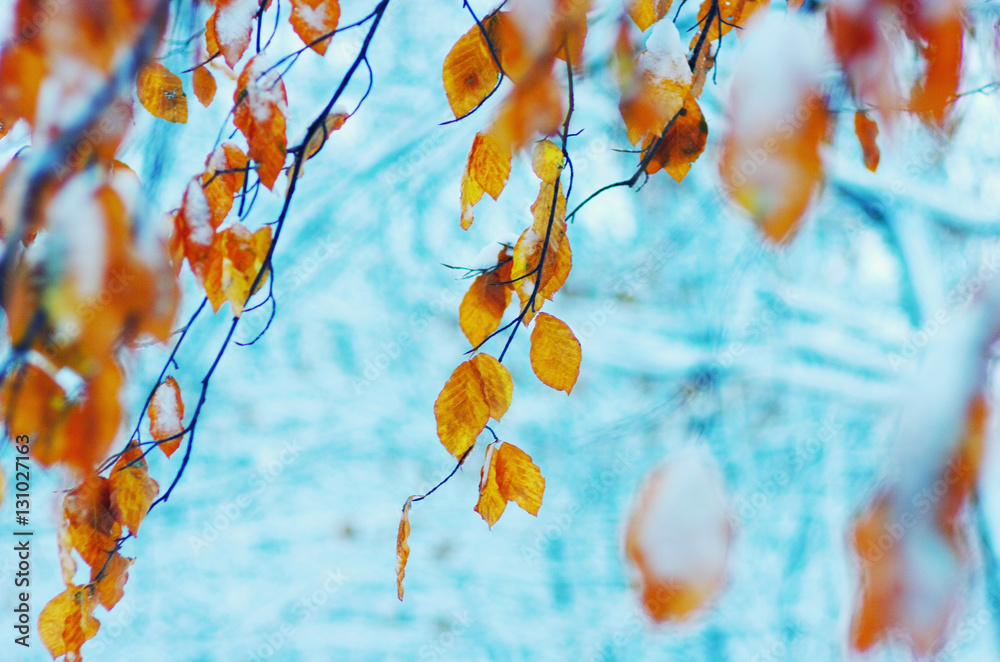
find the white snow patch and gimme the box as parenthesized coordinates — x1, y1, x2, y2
(640, 19, 692, 88)
(183, 179, 215, 246)
(46, 173, 106, 299)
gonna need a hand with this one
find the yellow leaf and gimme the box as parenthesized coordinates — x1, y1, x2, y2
(644, 93, 708, 182)
(443, 23, 501, 119)
(627, 0, 673, 31)
(531, 139, 564, 183)
(192, 65, 217, 107)
(396, 496, 413, 600)
(460, 129, 511, 229)
(137, 62, 188, 124)
(511, 182, 571, 322)
(459, 248, 512, 347)
(39, 585, 100, 659)
(148, 376, 184, 458)
(471, 353, 513, 421)
(619, 21, 691, 145)
(434, 360, 490, 457)
(529, 313, 581, 394)
(109, 440, 159, 537)
(91, 552, 134, 611)
(290, 0, 341, 56)
(474, 442, 545, 528)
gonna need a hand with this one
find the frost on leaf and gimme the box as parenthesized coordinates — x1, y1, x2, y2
(460, 129, 512, 229)
(396, 496, 413, 600)
(718, 15, 830, 243)
(434, 360, 490, 457)
(234, 55, 288, 190)
(136, 62, 188, 124)
(854, 110, 880, 172)
(207, 0, 258, 69)
(460, 247, 513, 347)
(148, 376, 185, 458)
(474, 442, 545, 528)
(39, 585, 100, 660)
(443, 22, 502, 119)
(625, 450, 732, 622)
(645, 92, 708, 182)
(471, 353, 513, 421)
(619, 19, 692, 145)
(193, 65, 217, 107)
(290, 0, 341, 56)
(109, 440, 160, 537)
(202, 143, 250, 227)
(529, 313, 581, 394)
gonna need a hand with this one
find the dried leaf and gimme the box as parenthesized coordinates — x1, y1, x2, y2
(434, 360, 490, 457)
(91, 552, 134, 611)
(109, 440, 160, 536)
(854, 110, 880, 172)
(148, 376, 185, 458)
(474, 442, 545, 528)
(511, 182, 571, 321)
(443, 22, 501, 119)
(204, 224, 273, 316)
(63, 474, 121, 571)
(202, 143, 250, 226)
(234, 55, 288, 190)
(137, 62, 188, 124)
(396, 496, 413, 600)
(645, 93, 708, 182)
(619, 20, 692, 145)
(460, 129, 512, 229)
(193, 65, 217, 107)
(207, 0, 258, 69)
(531, 139, 564, 183)
(627, 0, 673, 32)
(529, 313, 581, 394)
(459, 248, 512, 347)
(290, 0, 341, 55)
(39, 585, 100, 660)
(470, 353, 513, 421)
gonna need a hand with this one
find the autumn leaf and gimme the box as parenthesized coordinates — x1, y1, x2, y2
(511, 181, 571, 321)
(63, 474, 121, 570)
(645, 93, 708, 182)
(234, 55, 288, 190)
(303, 110, 350, 163)
(493, 66, 563, 154)
(460, 129, 511, 229)
(0, 363, 65, 443)
(137, 62, 188, 124)
(45, 360, 124, 475)
(207, 0, 258, 69)
(396, 496, 413, 601)
(474, 442, 545, 528)
(148, 376, 185, 458)
(202, 143, 250, 226)
(627, 0, 673, 32)
(109, 440, 160, 537)
(290, 0, 341, 56)
(619, 20, 691, 145)
(529, 313, 581, 394)
(531, 139, 564, 183)
(434, 360, 490, 457)
(91, 552, 134, 611)
(193, 65, 217, 107)
(204, 223, 273, 315)
(39, 585, 100, 660)
(459, 247, 512, 347)
(854, 110, 880, 172)
(443, 22, 502, 119)
(625, 451, 732, 622)
(470, 353, 513, 421)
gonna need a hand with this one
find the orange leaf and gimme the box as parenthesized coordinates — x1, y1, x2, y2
(531, 139, 564, 183)
(474, 442, 545, 528)
(137, 62, 188, 124)
(109, 440, 159, 536)
(471, 353, 513, 421)
(303, 110, 350, 164)
(854, 110, 880, 172)
(396, 496, 413, 601)
(46, 360, 124, 474)
(1, 363, 65, 442)
(529, 313, 581, 394)
(290, 0, 341, 55)
(619, 20, 691, 145)
(644, 92, 708, 182)
(627, 0, 673, 31)
(459, 248, 512, 347)
(193, 65, 217, 107)
(91, 552, 134, 611)
(39, 585, 100, 660)
(625, 452, 732, 622)
(207, 0, 258, 69)
(460, 129, 512, 229)
(148, 376, 184, 458)
(443, 22, 501, 119)
(202, 143, 249, 226)
(434, 360, 490, 457)
(511, 182, 571, 321)
(63, 474, 121, 570)
(485, 11, 530, 83)
(493, 66, 563, 154)
(234, 55, 288, 190)
(204, 224, 273, 315)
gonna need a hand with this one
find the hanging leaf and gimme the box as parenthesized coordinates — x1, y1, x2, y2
(202, 142, 250, 226)
(434, 360, 490, 457)
(396, 496, 413, 601)
(470, 353, 513, 421)
(91, 552, 134, 611)
(148, 376, 185, 458)
(619, 20, 692, 145)
(109, 440, 160, 537)
(203, 224, 273, 316)
(192, 65, 217, 107)
(303, 110, 350, 163)
(290, 0, 341, 56)
(645, 92, 708, 182)
(207, 0, 258, 69)
(474, 442, 545, 528)
(234, 55, 288, 190)
(529, 313, 581, 394)
(459, 247, 513, 347)
(63, 474, 121, 570)
(511, 181, 571, 321)
(531, 139, 564, 183)
(460, 129, 512, 229)
(493, 66, 563, 154)
(39, 585, 100, 660)
(443, 22, 502, 119)
(627, 0, 673, 32)
(136, 62, 188, 124)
